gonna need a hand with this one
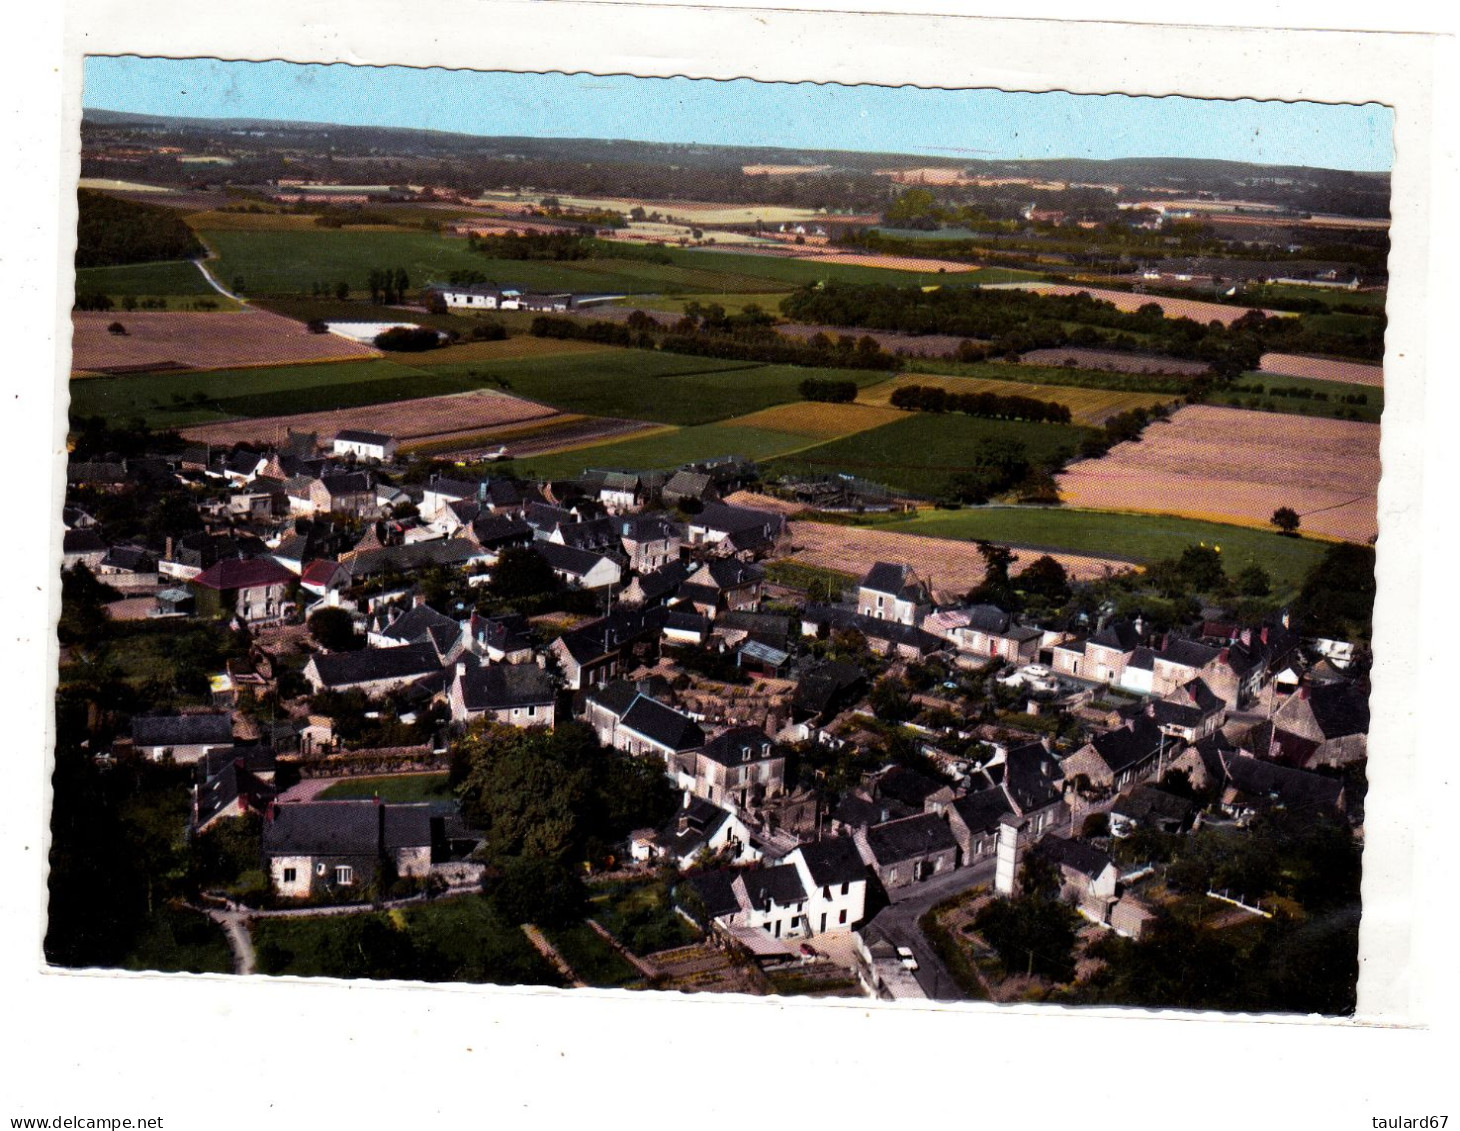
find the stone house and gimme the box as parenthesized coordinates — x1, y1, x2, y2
(262, 800, 433, 900)
(1033, 835, 1120, 923)
(854, 813, 959, 891)
(689, 726, 785, 811)
(856, 562, 931, 626)
(447, 661, 557, 728)
(127, 713, 235, 764)
(303, 641, 442, 695)
(1270, 681, 1369, 768)
(1059, 715, 1173, 795)
(189, 557, 296, 625)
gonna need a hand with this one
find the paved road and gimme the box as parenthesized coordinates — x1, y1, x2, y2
(864, 858, 997, 1001)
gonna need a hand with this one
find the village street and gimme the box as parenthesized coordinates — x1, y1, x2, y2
(864, 857, 998, 1001)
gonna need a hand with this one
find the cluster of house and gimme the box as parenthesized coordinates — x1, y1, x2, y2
(69, 426, 1369, 987)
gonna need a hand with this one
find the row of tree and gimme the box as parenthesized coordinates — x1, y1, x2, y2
(888, 383, 1074, 424)
(366, 266, 411, 304)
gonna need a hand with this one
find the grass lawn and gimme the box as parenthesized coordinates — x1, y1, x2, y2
(252, 896, 564, 987)
(541, 923, 642, 988)
(588, 878, 700, 956)
(317, 773, 453, 802)
(74, 259, 219, 298)
(120, 906, 234, 975)
(858, 372, 1177, 426)
(766, 412, 1090, 499)
(880, 506, 1329, 590)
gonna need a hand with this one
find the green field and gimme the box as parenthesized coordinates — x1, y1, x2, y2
(251, 897, 564, 986)
(766, 412, 1089, 499)
(587, 878, 700, 956)
(877, 506, 1329, 590)
(317, 773, 453, 802)
(421, 354, 886, 427)
(1214, 372, 1382, 423)
(197, 228, 985, 298)
(74, 259, 216, 297)
(519, 421, 822, 480)
(69, 358, 431, 427)
(1243, 283, 1387, 312)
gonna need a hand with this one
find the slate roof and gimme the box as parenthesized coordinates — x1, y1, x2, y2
(1089, 619, 1140, 652)
(345, 539, 483, 576)
(554, 517, 621, 553)
(794, 659, 867, 717)
(100, 546, 155, 574)
(1111, 784, 1194, 828)
(1036, 835, 1114, 879)
(741, 864, 807, 910)
(262, 801, 382, 856)
(335, 429, 393, 446)
(1085, 715, 1168, 775)
(951, 786, 1016, 835)
(618, 514, 681, 542)
(801, 605, 944, 654)
(662, 470, 714, 500)
(874, 765, 945, 810)
(132, 713, 234, 748)
(471, 513, 534, 548)
(536, 540, 617, 579)
(629, 560, 692, 604)
(1158, 637, 1221, 669)
(697, 558, 762, 589)
(694, 502, 781, 537)
(795, 836, 867, 887)
(377, 603, 459, 646)
(620, 695, 705, 752)
(195, 758, 276, 829)
(1152, 678, 1224, 729)
(663, 609, 713, 636)
(860, 562, 926, 601)
(864, 813, 958, 864)
(659, 795, 733, 861)
(63, 529, 108, 555)
(382, 804, 434, 850)
(964, 603, 1014, 634)
(1302, 682, 1371, 739)
(699, 726, 776, 767)
(684, 868, 742, 920)
(1003, 741, 1064, 812)
(1220, 754, 1344, 812)
(191, 556, 295, 591)
(458, 664, 556, 711)
(310, 642, 442, 689)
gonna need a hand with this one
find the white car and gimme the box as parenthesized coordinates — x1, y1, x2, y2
(896, 946, 919, 972)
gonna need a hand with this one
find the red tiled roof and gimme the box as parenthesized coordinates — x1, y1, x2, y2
(192, 557, 295, 591)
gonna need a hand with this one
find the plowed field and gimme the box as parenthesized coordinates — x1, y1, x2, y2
(1056, 404, 1380, 542)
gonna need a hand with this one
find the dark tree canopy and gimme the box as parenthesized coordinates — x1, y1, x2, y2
(75, 189, 206, 269)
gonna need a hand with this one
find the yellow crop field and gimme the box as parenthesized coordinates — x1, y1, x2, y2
(721, 401, 906, 441)
(856, 373, 1175, 426)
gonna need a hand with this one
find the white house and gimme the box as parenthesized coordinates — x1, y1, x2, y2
(332, 429, 397, 462)
(786, 837, 868, 936)
(433, 284, 522, 310)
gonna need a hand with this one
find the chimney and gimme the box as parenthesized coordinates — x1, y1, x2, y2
(1240, 628, 1252, 647)
(413, 592, 425, 608)
(165, 536, 174, 561)
(1260, 626, 1269, 644)
(1298, 684, 1310, 700)
(1218, 647, 1230, 665)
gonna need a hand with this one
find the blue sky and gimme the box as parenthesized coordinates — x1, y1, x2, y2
(82, 56, 1393, 172)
